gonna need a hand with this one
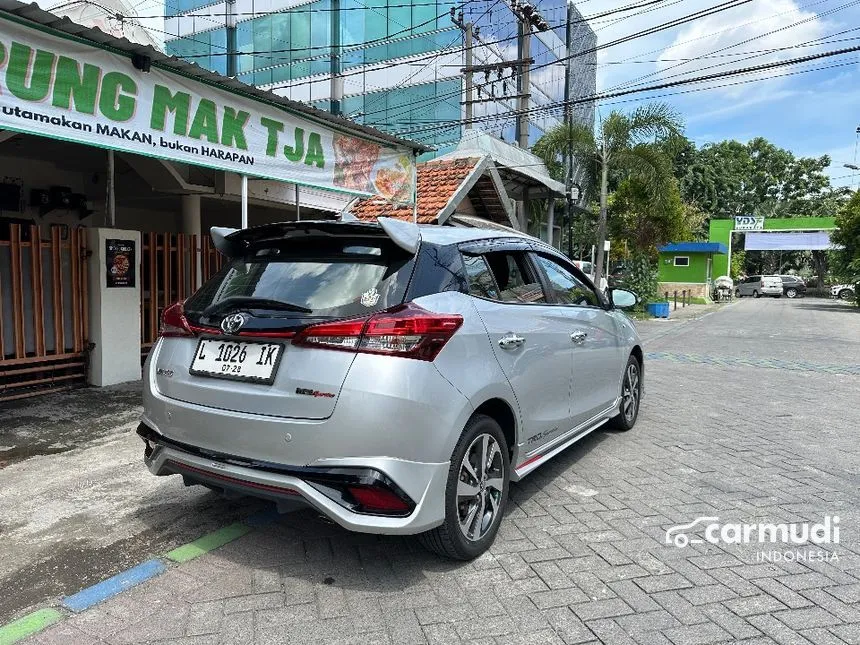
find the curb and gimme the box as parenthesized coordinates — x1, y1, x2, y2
(0, 512, 276, 643)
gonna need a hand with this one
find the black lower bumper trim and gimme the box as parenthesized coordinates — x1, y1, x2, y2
(137, 422, 415, 516)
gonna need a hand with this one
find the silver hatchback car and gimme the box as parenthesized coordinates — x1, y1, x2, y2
(139, 219, 643, 559)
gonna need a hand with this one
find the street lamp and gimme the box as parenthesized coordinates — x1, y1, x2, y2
(844, 164, 860, 171)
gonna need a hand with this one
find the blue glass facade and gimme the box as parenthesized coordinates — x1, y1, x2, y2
(164, 0, 595, 152)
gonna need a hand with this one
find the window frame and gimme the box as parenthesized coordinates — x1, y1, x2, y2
(673, 256, 690, 267)
(458, 244, 549, 306)
(529, 250, 607, 310)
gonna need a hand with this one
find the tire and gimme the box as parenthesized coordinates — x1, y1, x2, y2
(753, 290, 760, 298)
(735, 288, 741, 298)
(786, 288, 798, 298)
(608, 354, 642, 431)
(839, 289, 854, 301)
(418, 414, 510, 560)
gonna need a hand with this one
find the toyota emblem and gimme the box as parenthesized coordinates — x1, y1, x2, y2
(221, 313, 247, 335)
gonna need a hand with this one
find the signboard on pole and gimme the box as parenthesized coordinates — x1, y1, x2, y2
(0, 15, 415, 200)
(734, 216, 765, 231)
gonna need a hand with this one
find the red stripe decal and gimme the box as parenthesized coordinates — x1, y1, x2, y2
(515, 453, 543, 470)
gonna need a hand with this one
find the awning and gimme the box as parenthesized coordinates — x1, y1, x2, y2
(744, 231, 836, 251)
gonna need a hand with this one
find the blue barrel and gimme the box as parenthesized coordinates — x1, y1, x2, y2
(646, 302, 670, 318)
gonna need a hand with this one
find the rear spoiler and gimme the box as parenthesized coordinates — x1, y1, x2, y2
(209, 217, 420, 258)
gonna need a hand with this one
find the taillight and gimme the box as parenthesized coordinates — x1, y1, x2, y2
(159, 302, 194, 338)
(292, 303, 463, 361)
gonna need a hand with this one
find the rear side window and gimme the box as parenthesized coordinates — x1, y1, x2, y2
(184, 238, 414, 323)
(463, 251, 545, 303)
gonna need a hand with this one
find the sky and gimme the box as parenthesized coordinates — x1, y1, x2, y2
(579, 0, 860, 188)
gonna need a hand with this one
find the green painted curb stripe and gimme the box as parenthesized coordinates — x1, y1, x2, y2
(165, 522, 253, 563)
(0, 608, 64, 645)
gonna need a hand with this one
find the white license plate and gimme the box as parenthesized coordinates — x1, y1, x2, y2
(190, 339, 283, 384)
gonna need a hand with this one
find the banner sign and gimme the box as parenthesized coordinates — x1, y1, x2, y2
(0, 16, 415, 200)
(734, 215, 765, 231)
(105, 238, 135, 288)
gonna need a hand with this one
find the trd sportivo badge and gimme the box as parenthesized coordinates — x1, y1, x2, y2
(221, 313, 247, 334)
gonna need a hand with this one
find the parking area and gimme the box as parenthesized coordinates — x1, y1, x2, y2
(2, 297, 860, 644)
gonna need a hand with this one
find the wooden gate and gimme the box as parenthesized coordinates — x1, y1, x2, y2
(0, 224, 89, 401)
(140, 232, 225, 356)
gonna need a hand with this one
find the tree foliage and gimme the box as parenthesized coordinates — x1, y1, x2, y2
(832, 191, 860, 279)
(677, 137, 835, 219)
(533, 103, 683, 284)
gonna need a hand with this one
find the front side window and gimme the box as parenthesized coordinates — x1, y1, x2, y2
(534, 254, 601, 308)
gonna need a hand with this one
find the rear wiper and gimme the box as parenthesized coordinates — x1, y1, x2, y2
(202, 296, 312, 317)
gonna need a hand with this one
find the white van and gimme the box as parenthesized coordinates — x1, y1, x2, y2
(736, 275, 783, 298)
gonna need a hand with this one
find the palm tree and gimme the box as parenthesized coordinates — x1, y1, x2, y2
(533, 103, 683, 286)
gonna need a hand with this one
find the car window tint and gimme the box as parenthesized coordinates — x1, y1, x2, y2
(483, 252, 546, 304)
(463, 254, 500, 300)
(535, 254, 601, 307)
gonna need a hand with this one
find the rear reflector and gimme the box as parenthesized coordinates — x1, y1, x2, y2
(346, 485, 411, 513)
(160, 302, 194, 338)
(293, 303, 462, 361)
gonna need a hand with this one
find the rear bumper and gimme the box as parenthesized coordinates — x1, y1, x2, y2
(139, 422, 449, 535)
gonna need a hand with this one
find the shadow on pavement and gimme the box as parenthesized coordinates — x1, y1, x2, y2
(788, 301, 859, 313)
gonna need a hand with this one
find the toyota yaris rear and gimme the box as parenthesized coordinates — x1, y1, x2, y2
(139, 219, 643, 559)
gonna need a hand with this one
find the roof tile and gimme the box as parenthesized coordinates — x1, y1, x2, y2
(351, 157, 482, 223)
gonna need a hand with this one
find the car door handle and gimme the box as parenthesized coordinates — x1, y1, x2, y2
(498, 334, 525, 350)
(570, 331, 588, 344)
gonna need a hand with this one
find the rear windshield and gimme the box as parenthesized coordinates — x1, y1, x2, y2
(184, 237, 415, 326)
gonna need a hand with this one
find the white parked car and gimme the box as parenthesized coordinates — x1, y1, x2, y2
(831, 283, 856, 300)
(736, 275, 783, 298)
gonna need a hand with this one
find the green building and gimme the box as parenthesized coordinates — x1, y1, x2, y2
(658, 242, 728, 300)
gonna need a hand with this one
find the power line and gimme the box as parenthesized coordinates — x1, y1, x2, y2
(392, 42, 860, 135)
(359, 0, 758, 121)
(604, 0, 860, 94)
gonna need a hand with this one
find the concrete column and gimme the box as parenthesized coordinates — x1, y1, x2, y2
(546, 199, 555, 247)
(181, 194, 201, 236)
(86, 228, 142, 387)
(181, 195, 203, 289)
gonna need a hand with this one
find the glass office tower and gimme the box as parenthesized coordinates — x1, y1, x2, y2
(164, 0, 596, 153)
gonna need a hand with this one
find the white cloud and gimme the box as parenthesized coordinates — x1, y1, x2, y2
(655, 0, 826, 97)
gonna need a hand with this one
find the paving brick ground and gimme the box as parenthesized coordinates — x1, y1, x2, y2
(15, 298, 860, 644)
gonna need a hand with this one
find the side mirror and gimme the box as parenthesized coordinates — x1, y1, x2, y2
(610, 289, 638, 309)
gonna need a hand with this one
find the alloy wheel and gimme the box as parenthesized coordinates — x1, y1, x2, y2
(622, 362, 640, 424)
(786, 288, 797, 298)
(457, 434, 505, 542)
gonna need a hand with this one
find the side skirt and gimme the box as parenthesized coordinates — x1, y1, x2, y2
(511, 399, 620, 481)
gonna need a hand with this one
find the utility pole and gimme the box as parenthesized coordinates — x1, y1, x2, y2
(330, 0, 342, 116)
(511, 1, 547, 148)
(517, 20, 530, 148)
(225, 0, 237, 77)
(464, 22, 474, 128)
(452, 11, 474, 128)
(564, 0, 573, 258)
